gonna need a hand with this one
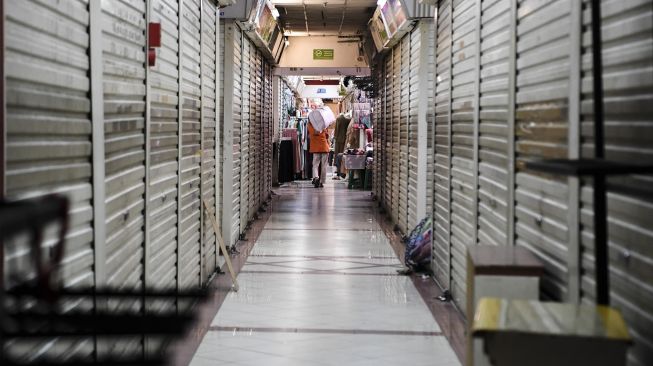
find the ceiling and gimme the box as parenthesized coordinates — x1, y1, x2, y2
(271, 0, 377, 37)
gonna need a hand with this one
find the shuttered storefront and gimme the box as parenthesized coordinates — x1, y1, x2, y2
(433, 0, 452, 288)
(579, 1, 653, 364)
(5, 0, 95, 358)
(149, 0, 180, 293)
(384, 53, 393, 216)
(201, 0, 218, 280)
(178, 0, 202, 289)
(448, 0, 477, 310)
(477, 0, 511, 248)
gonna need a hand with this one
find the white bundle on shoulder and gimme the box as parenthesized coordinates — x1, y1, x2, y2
(308, 106, 336, 132)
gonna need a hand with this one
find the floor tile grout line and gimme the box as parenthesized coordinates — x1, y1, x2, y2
(208, 326, 443, 337)
(247, 254, 398, 260)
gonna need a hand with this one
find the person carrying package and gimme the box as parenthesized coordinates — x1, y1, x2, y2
(307, 122, 330, 188)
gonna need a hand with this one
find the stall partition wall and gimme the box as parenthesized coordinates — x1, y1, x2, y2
(374, 20, 435, 236)
(221, 20, 274, 248)
(374, 1, 653, 365)
(3, 0, 232, 358)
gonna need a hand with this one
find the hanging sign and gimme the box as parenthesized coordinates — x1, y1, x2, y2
(313, 49, 334, 60)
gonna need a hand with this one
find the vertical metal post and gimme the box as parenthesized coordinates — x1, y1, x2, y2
(590, 0, 608, 306)
(90, 0, 106, 289)
(506, 0, 517, 247)
(416, 22, 429, 220)
(446, 0, 454, 288)
(176, 0, 185, 294)
(215, 6, 221, 270)
(1, 4, 6, 356)
(472, 0, 481, 247)
(567, 0, 582, 304)
(199, 0, 205, 287)
(221, 22, 235, 248)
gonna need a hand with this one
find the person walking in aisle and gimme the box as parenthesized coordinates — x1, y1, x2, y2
(308, 122, 330, 188)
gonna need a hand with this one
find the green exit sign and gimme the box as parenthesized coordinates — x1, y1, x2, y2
(313, 49, 334, 60)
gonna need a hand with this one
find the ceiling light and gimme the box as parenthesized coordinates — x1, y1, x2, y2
(271, 7, 280, 19)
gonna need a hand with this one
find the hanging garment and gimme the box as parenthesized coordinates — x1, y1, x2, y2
(334, 114, 351, 154)
(345, 119, 360, 149)
(282, 128, 301, 173)
(278, 139, 295, 183)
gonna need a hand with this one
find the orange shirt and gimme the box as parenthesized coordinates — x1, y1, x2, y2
(308, 123, 330, 153)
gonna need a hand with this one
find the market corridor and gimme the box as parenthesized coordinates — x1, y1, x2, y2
(190, 179, 460, 366)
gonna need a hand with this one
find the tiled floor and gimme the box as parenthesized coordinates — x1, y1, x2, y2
(191, 176, 461, 366)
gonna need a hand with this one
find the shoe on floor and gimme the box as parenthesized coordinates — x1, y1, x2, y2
(319, 183, 324, 188)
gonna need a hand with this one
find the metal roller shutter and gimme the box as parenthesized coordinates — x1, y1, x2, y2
(477, 0, 511, 247)
(249, 50, 261, 219)
(408, 28, 420, 229)
(229, 25, 242, 246)
(374, 68, 384, 201)
(5, 0, 94, 359)
(433, 0, 452, 287)
(514, 0, 572, 301)
(240, 36, 251, 233)
(424, 22, 436, 225)
(101, 0, 146, 297)
(391, 46, 401, 227)
(263, 63, 273, 201)
(580, 1, 653, 364)
(384, 54, 393, 213)
(449, 0, 477, 311)
(398, 35, 410, 233)
(218, 21, 225, 248)
(101, 0, 147, 356)
(179, 0, 202, 289)
(201, 0, 217, 280)
(149, 0, 180, 293)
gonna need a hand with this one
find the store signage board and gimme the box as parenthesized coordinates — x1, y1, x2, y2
(254, 0, 277, 44)
(369, 8, 389, 51)
(377, 0, 408, 44)
(313, 49, 334, 60)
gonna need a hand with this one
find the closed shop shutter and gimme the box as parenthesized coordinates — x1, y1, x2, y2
(477, 0, 511, 247)
(102, 0, 147, 297)
(514, 0, 572, 301)
(384, 54, 393, 212)
(228, 25, 242, 246)
(149, 0, 180, 292)
(374, 68, 384, 201)
(5, 0, 94, 358)
(424, 22, 436, 225)
(201, 0, 217, 280)
(217, 21, 225, 246)
(179, 0, 202, 289)
(408, 29, 420, 229)
(449, 0, 477, 311)
(240, 37, 251, 232)
(263, 63, 273, 201)
(433, 0, 452, 287)
(398, 35, 410, 233)
(580, 1, 653, 364)
(101, 0, 147, 355)
(391, 46, 401, 227)
(249, 50, 261, 219)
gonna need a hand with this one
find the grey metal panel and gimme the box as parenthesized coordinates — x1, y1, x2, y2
(514, 0, 572, 301)
(5, 2, 94, 358)
(240, 35, 251, 232)
(149, 0, 180, 293)
(579, 1, 653, 365)
(5, 0, 94, 288)
(201, 0, 217, 281)
(248, 49, 260, 219)
(384, 53, 393, 212)
(408, 27, 420, 229)
(448, 0, 478, 311)
(478, 0, 511, 248)
(392, 44, 401, 229)
(399, 34, 410, 233)
(432, 0, 452, 288)
(101, 0, 146, 294)
(230, 24, 243, 246)
(179, 0, 202, 289)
